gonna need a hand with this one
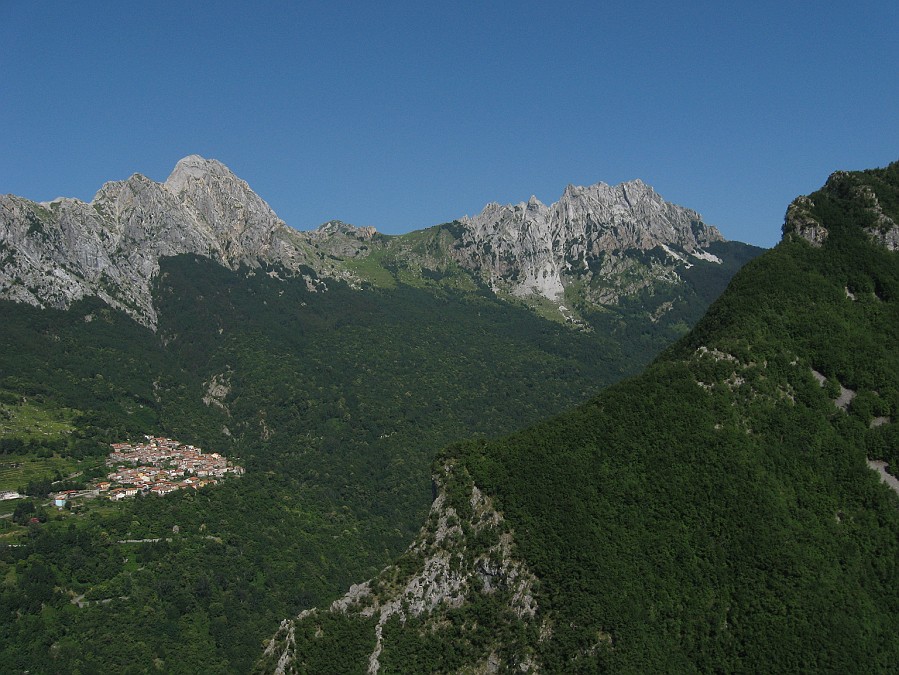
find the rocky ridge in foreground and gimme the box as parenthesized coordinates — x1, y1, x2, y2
(258, 460, 542, 674)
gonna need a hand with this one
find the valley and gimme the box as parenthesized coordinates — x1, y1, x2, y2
(7, 156, 896, 673)
(0, 260, 749, 670)
(3, 4, 894, 672)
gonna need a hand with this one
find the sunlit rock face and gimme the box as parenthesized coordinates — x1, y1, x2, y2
(451, 179, 724, 301)
(0, 155, 729, 329)
(0, 156, 316, 328)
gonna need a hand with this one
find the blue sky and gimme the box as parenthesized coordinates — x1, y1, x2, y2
(1, 2, 897, 247)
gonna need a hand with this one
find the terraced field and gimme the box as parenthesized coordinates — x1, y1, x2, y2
(0, 394, 76, 440)
(0, 455, 83, 492)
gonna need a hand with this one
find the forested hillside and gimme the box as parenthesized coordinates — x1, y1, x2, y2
(264, 162, 899, 672)
(0, 244, 734, 671)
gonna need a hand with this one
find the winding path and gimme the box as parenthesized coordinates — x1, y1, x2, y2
(866, 460, 899, 497)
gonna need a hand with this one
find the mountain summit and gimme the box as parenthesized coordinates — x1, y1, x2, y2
(0, 156, 312, 326)
(452, 178, 724, 301)
(164, 154, 234, 192)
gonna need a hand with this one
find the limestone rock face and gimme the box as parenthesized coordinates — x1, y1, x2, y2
(857, 184, 899, 251)
(0, 156, 313, 327)
(783, 195, 828, 247)
(0, 156, 736, 329)
(258, 461, 541, 674)
(305, 220, 382, 258)
(782, 169, 899, 251)
(451, 179, 724, 301)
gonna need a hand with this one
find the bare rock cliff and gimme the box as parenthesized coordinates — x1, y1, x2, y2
(0, 156, 314, 327)
(451, 179, 724, 301)
(1, 156, 737, 329)
(782, 167, 899, 251)
(258, 461, 542, 674)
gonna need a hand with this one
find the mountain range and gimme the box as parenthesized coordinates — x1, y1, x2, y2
(0, 156, 765, 672)
(0, 155, 756, 331)
(7, 157, 895, 672)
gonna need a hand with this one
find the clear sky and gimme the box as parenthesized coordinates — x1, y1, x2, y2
(2, 2, 897, 247)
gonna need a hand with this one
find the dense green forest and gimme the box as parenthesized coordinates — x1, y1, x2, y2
(0, 241, 754, 672)
(271, 162, 899, 671)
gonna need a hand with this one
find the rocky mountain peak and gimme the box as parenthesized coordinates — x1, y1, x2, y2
(452, 179, 725, 302)
(0, 157, 742, 332)
(0, 156, 313, 328)
(161, 155, 284, 238)
(310, 220, 378, 239)
(164, 154, 235, 193)
(526, 195, 544, 211)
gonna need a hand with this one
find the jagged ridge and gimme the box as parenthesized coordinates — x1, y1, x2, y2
(453, 179, 724, 301)
(1, 156, 744, 330)
(0, 156, 317, 327)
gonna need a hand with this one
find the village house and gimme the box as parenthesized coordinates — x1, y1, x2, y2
(150, 482, 179, 496)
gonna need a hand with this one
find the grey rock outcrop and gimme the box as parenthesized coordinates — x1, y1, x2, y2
(783, 169, 899, 251)
(304, 220, 381, 258)
(858, 184, 899, 251)
(1, 155, 736, 329)
(451, 179, 724, 301)
(783, 195, 828, 247)
(0, 156, 315, 328)
(259, 462, 541, 674)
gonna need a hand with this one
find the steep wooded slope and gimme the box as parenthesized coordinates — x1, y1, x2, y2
(0, 157, 759, 671)
(264, 162, 899, 672)
(0, 252, 695, 673)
